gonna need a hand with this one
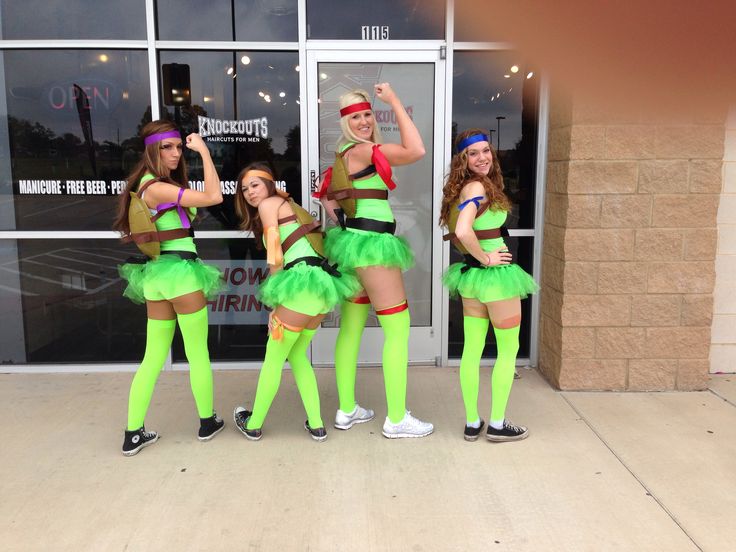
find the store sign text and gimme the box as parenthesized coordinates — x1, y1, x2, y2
(44, 79, 121, 112)
(198, 115, 268, 142)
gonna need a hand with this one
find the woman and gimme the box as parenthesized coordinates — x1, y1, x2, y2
(232, 164, 361, 441)
(114, 120, 224, 456)
(440, 129, 538, 442)
(315, 83, 433, 439)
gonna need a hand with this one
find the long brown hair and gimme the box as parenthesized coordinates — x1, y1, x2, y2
(112, 120, 188, 235)
(439, 128, 511, 227)
(233, 162, 278, 244)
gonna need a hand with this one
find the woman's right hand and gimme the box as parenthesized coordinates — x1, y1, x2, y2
(185, 133, 209, 155)
(484, 247, 513, 266)
(374, 82, 398, 105)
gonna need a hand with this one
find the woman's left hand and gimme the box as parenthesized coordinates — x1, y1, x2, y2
(374, 82, 398, 105)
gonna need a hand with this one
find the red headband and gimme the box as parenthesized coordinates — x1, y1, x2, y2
(339, 102, 371, 117)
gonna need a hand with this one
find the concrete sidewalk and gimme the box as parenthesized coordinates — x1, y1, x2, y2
(1, 367, 734, 551)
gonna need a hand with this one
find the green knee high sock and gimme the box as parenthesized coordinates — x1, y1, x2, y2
(490, 324, 521, 424)
(177, 306, 214, 419)
(335, 301, 370, 413)
(287, 328, 323, 428)
(460, 316, 490, 424)
(247, 328, 301, 429)
(377, 308, 410, 423)
(127, 318, 176, 430)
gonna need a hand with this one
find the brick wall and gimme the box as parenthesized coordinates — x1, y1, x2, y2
(539, 94, 724, 390)
(711, 108, 736, 373)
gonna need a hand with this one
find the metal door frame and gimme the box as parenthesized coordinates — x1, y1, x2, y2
(305, 48, 447, 367)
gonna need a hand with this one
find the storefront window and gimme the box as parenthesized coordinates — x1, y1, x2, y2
(452, 51, 538, 228)
(0, 239, 147, 364)
(0, 49, 151, 231)
(158, 50, 301, 230)
(156, 0, 298, 42)
(0, 237, 272, 365)
(172, 238, 269, 363)
(0, 0, 146, 40)
(307, 0, 445, 40)
(449, 50, 539, 359)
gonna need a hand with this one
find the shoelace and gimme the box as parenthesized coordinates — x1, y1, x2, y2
(141, 429, 156, 439)
(404, 412, 427, 428)
(504, 421, 524, 434)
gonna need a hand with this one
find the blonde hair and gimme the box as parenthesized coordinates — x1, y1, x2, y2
(337, 89, 383, 149)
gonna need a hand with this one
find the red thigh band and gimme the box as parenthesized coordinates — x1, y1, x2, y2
(376, 301, 408, 316)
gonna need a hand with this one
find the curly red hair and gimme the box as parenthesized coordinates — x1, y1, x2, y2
(439, 128, 510, 227)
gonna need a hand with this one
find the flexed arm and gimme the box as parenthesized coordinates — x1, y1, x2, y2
(372, 83, 425, 166)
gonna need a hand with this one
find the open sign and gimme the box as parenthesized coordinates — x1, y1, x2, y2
(44, 78, 121, 114)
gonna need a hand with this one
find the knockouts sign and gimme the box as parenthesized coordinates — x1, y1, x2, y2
(198, 115, 268, 143)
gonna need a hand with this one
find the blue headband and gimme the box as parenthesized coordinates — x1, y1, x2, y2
(457, 133, 490, 153)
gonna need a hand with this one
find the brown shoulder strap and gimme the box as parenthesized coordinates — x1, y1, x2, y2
(340, 143, 357, 157)
(137, 178, 160, 195)
(281, 221, 322, 254)
(278, 214, 298, 224)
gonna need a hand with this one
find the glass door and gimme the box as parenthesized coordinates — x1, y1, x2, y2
(305, 49, 445, 366)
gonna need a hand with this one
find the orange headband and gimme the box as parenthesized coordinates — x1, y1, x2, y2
(243, 169, 274, 182)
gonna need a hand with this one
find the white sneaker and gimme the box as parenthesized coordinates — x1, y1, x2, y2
(382, 411, 434, 439)
(334, 404, 375, 430)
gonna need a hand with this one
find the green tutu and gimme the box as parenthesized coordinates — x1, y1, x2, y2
(258, 260, 361, 316)
(443, 262, 539, 303)
(324, 226, 414, 271)
(119, 255, 224, 304)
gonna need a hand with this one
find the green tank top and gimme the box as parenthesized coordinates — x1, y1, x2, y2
(474, 207, 508, 252)
(340, 142, 394, 223)
(137, 173, 197, 253)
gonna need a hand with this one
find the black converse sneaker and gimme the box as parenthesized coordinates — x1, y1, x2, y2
(485, 420, 529, 442)
(304, 420, 327, 442)
(233, 406, 262, 441)
(463, 419, 485, 442)
(198, 412, 225, 441)
(122, 426, 159, 456)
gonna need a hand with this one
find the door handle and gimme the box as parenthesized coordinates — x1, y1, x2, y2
(309, 169, 322, 222)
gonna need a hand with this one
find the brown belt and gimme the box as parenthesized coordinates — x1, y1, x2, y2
(123, 227, 193, 244)
(327, 189, 388, 201)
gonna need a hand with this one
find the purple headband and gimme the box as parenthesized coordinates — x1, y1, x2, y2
(144, 130, 181, 146)
(457, 133, 490, 153)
